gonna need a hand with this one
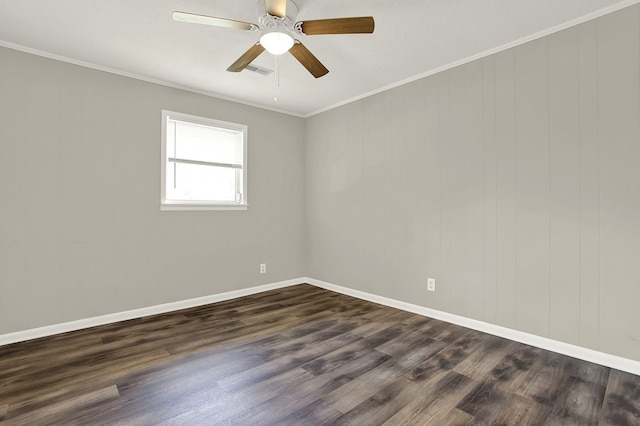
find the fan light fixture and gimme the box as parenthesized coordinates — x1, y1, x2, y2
(260, 31, 294, 55)
(173, 0, 375, 78)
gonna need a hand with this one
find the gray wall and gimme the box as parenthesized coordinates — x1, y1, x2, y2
(0, 47, 306, 334)
(306, 5, 640, 361)
(1, 4, 639, 364)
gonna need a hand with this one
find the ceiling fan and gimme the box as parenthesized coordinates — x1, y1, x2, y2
(172, 0, 375, 78)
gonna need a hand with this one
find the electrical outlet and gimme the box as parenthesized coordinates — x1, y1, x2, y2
(260, 263, 267, 274)
(427, 278, 436, 292)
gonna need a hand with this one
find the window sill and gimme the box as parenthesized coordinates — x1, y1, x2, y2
(161, 203, 248, 211)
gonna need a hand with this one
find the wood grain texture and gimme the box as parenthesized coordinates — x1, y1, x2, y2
(1, 284, 639, 425)
(289, 42, 329, 78)
(600, 370, 640, 425)
(226, 42, 265, 72)
(300, 17, 375, 35)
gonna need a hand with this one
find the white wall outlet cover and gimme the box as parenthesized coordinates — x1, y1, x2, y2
(427, 278, 436, 291)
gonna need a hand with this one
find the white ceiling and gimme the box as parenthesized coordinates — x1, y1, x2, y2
(0, 0, 636, 117)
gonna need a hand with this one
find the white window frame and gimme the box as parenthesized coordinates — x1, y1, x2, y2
(160, 110, 248, 211)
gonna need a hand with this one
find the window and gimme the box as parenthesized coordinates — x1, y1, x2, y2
(161, 110, 247, 210)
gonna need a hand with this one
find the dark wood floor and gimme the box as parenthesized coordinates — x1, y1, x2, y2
(1, 284, 639, 425)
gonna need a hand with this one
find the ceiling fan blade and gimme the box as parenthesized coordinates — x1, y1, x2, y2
(265, 0, 287, 18)
(289, 41, 329, 78)
(227, 43, 266, 72)
(172, 11, 257, 31)
(297, 17, 375, 35)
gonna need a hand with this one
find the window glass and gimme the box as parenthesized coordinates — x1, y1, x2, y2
(161, 110, 247, 210)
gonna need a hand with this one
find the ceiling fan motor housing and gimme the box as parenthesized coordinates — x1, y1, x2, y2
(257, 0, 298, 34)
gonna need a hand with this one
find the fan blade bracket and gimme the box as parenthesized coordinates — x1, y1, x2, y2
(293, 21, 304, 35)
(296, 17, 375, 35)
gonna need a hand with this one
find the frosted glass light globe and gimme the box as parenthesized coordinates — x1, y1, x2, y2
(260, 31, 294, 55)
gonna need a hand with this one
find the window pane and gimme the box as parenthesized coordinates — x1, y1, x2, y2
(173, 120, 242, 165)
(162, 110, 247, 209)
(167, 163, 237, 202)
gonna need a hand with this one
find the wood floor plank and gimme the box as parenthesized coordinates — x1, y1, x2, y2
(543, 375, 606, 424)
(160, 364, 314, 425)
(458, 367, 551, 424)
(405, 330, 483, 384)
(1, 345, 170, 392)
(301, 322, 408, 375)
(237, 292, 341, 325)
(277, 398, 344, 425)
(488, 344, 543, 393)
(1, 348, 171, 408)
(105, 375, 230, 425)
(228, 350, 393, 425)
(115, 351, 264, 396)
(322, 337, 451, 414)
(6, 385, 120, 425)
(334, 377, 422, 425)
(412, 317, 471, 343)
(599, 369, 640, 425)
(384, 370, 477, 425)
(478, 391, 550, 425)
(2, 284, 639, 425)
(512, 346, 569, 405)
(375, 325, 442, 357)
(163, 306, 337, 355)
(254, 319, 367, 362)
(563, 355, 611, 387)
(218, 325, 364, 393)
(441, 408, 476, 425)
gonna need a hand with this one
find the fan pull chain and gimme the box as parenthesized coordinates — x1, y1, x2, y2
(275, 54, 280, 88)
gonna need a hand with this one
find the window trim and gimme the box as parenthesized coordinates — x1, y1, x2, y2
(160, 110, 248, 211)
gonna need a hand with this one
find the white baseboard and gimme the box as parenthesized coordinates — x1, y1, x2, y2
(3, 276, 639, 376)
(305, 277, 640, 376)
(0, 278, 305, 347)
